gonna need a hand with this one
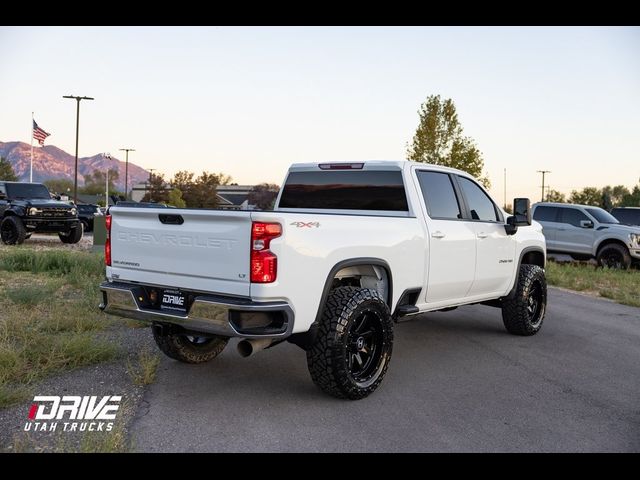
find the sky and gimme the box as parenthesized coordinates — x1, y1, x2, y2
(0, 26, 638, 203)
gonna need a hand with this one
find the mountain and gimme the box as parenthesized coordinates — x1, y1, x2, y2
(0, 141, 148, 192)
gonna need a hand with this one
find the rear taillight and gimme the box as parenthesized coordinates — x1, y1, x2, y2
(105, 214, 112, 267)
(250, 221, 281, 283)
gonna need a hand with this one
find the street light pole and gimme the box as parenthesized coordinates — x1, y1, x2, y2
(63, 95, 94, 204)
(119, 148, 135, 199)
(537, 170, 551, 203)
(147, 168, 156, 199)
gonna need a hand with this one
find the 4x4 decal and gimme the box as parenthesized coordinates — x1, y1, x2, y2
(290, 221, 320, 228)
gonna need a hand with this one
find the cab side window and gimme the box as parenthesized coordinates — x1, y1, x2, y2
(457, 176, 499, 222)
(559, 208, 589, 227)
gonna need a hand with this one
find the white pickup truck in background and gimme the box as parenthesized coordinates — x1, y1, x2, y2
(100, 161, 547, 399)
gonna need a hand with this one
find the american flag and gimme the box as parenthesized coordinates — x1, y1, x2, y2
(33, 120, 50, 146)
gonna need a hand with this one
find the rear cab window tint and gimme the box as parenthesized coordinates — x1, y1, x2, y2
(279, 170, 408, 211)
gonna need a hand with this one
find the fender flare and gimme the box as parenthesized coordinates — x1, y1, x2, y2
(288, 257, 393, 351)
(593, 237, 629, 256)
(504, 247, 546, 300)
(3, 206, 25, 218)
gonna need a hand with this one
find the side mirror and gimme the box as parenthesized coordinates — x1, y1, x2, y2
(505, 215, 518, 235)
(55, 195, 61, 201)
(580, 220, 594, 229)
(513, 198, 531, 226)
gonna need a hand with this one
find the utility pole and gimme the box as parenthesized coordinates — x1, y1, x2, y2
(63, 95, 94, 204)
(119, 148, 135, 199)
(537, 170, 551, 203)
(103, 152, 111, 206)
(503, 168, 507, 210)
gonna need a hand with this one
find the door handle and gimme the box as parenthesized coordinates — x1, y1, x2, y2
(477, 232, 488, 239)
(431, 231, 446, 239)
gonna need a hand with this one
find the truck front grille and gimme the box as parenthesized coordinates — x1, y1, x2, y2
(41, 208, 72, 217)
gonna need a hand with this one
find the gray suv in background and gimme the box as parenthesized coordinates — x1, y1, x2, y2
(532, 202, 640, 269)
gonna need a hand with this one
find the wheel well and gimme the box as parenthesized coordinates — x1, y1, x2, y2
(330, 264, 390, 306)
(596, 239, 628, 256)
(288, 260, 393, 351)
(521, 250, 545, 268)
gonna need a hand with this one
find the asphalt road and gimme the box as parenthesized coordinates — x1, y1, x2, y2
(131, 288, 640, 452)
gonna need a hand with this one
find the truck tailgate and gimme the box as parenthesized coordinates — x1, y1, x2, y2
(108, 207, 251, 297)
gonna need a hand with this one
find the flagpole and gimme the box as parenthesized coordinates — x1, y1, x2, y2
(30, 112, 34, 183)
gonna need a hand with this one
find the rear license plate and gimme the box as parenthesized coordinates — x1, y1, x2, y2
(160, 289, 187, 313)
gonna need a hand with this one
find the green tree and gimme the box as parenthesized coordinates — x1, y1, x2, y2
(601, 185, 631, 209)
(187, 171, 220, 208)
(217, 173, 233, 186)
(0, 156, 18, 181)
(170, 171, 233, 208)
(569, 187, 602, 206)
(621, 182, 640, 207)
(407, 95, 490, 188)
(81, 168, 120, 195)
(546, 189, 566, 203)
(141, 173, 169, 204)
(248, 183, 279, 210)
(44, 178, 74, 195)
(171, 170, 196, 206)
(167, 188, 186, 208)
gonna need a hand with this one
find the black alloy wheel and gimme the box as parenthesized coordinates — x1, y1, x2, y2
(345, 309, 385, 386)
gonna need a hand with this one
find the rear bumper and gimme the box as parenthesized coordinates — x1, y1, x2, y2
(99, 281, 294, 339)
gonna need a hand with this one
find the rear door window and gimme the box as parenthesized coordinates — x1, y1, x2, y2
(416, 171, 462, 220)
(533, 206, 559, 222)
(559, 208, 589, 227)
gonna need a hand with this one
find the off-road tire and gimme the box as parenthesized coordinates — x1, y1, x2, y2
(306, 286, 393, 400)
(596, 243, 632, 270)
(502, 264, 547, 336)
(80, 219, 91, 233)
(152, 327, 228, 363)
(59, 223, 83, 244)
(1, 216, 27, 245)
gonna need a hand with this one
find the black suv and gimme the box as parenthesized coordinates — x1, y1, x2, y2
(611, 207, 640, 227)
(0, 181, 83, 245)
(77, 203, 103, 232)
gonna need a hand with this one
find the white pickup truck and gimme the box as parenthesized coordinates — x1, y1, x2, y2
(100, 161, 547, 399)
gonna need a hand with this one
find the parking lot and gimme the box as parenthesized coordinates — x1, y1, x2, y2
(131, 288, 640, 452)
